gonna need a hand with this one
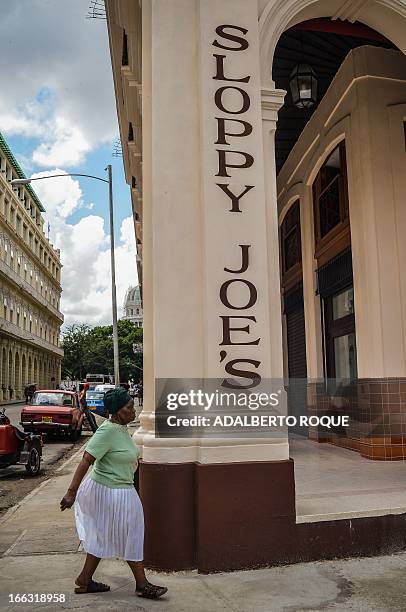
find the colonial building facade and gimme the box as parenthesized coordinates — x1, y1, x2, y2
(0, 133, 63, 402)
(106, 0, 406, 572)
(122, 285, 143, 327)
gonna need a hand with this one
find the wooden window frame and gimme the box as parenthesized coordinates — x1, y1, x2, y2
(323, 286, 356, 379)
(280, 200, 302, 291)
(313, 142, 350, 265)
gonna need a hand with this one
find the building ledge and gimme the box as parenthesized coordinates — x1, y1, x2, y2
(0, 319, 63, 357)
(0, 259, 63, 323)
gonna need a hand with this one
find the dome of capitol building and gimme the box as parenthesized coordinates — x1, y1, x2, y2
(122, 285, 143, 327)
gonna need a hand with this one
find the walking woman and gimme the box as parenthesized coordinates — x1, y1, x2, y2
(60, 387, 167, 600)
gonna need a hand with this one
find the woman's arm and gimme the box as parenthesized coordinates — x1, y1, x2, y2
(60, 451, 95, 510)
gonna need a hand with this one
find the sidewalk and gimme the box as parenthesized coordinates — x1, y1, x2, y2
(1, 447, 406, 611)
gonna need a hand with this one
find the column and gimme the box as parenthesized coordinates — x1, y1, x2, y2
(346, 78, 406, 459)
(138, 0, 295, 572)
(261, 87, 286, 378)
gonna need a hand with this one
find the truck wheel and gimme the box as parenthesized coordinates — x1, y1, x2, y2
(25, 448, 41, 476)
(70, 426, 82, 442)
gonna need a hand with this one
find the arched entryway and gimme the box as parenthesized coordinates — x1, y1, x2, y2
(1, 347, 6, 401)
(21, 353, 27, 392)
(15, 351, 21, 400)
(33, 358, 38, 389)
(264, 3, 406, 521)
(259, 0, 406, 84)
(8, 350, 13, 400)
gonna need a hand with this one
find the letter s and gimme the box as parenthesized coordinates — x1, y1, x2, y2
(222, 359, 261, 389)
(213, 25, 249, 51)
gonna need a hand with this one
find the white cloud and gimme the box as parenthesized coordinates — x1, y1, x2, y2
(0, 1, 117, 167)
(32, 118, 91, 167)
(32, 173, 138, 326)
(0, 3, 138, 326)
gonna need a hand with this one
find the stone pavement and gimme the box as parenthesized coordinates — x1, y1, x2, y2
(1, 446, 406, 611)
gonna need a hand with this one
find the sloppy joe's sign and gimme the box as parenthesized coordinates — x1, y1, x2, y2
(199, 1, 271, 389)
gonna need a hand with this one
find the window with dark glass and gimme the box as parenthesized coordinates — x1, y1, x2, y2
(122, 30, 129, 66)
(313, 142, 349, 246)
(281, 200, 301, 275)
(324, 285, 357, 380)
(128, 122, 134, 142)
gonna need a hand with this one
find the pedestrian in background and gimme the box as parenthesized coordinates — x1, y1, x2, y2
(60, 387, 167, 600)
(79, 383, 98, 433)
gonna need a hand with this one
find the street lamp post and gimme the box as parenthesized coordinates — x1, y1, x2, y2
(11, 166, 121, 386)
(106, 165, 120, 387)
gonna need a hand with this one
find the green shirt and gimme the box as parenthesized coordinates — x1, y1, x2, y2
(85, 420, 140, 489)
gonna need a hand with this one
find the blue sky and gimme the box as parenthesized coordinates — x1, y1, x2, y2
(8, 132, 130, 234)
(0, 1, 138, 326)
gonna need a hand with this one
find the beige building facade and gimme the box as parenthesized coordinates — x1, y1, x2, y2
(0, 133, 63, 402)
(106, 0, 406, 572)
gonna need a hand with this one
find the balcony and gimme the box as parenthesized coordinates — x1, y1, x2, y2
(0, 318, 64, 357)
(1, 216, 62, 290)
(0, 258, 64, 323)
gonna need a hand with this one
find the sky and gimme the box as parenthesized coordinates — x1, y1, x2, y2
(0, 0, 138, 327)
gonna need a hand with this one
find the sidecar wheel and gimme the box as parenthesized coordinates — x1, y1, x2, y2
(25, 447, 41, 476)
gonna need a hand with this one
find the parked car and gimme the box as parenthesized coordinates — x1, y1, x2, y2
(20, 390, 82, 442)
(85, 384, 115, 417)
(0, 406, 43, 475)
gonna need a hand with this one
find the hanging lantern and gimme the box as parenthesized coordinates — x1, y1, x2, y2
(289, 63, 317, 109)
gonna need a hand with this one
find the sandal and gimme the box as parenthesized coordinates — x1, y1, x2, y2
(74, 580, 111, 594)
(136, 582, 168, 599)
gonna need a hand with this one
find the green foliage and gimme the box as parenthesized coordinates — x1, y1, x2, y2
(61, 320, 143, 383)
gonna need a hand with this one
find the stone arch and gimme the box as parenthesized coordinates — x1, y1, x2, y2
(22, 353, 27, 392)
(1, 347, 6, 401)
(259, 0, 406, 85)
(15, 351, 21, 400)
(33, 357, 38, 387)
(39, 358, 45, 389)
(8, 349, 13, 399)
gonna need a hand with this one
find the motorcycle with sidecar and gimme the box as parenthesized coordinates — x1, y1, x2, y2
(0, 406, 42, 475)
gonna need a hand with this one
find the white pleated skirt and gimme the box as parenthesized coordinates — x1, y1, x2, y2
(74, 477, 144, 561)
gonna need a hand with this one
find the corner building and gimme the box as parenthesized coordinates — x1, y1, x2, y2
(0, 133, 63, 401)
(106, 0, 406, 571)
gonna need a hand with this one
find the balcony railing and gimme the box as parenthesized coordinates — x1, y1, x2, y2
(0, 215, 62, 290)
(0, 318, 64, 357)
(0, 258, 64, 323)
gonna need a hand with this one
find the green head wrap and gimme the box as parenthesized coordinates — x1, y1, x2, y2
(104, 387, 132, 415)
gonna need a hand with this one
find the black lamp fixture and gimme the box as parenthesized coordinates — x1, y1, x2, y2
(289, 63, 318, 109)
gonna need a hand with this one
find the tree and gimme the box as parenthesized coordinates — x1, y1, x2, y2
(61, 323, 92, 380)
(61, 320, 143, 383)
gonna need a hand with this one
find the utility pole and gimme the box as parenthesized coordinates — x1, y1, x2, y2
(11, 168, 122, 385)
(107, 164, 120, 386)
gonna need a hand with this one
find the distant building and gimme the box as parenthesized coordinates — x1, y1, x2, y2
(122, 285, 142, 327)
(0, 132, 64, 402)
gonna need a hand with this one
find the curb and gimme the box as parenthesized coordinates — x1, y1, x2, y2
(0, 445, 84, 525)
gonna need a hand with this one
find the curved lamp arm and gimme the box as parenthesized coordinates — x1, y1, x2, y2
(11, 173, 109, 186)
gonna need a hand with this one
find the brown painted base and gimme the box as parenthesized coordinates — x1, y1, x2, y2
(139, 458, 406, 572)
